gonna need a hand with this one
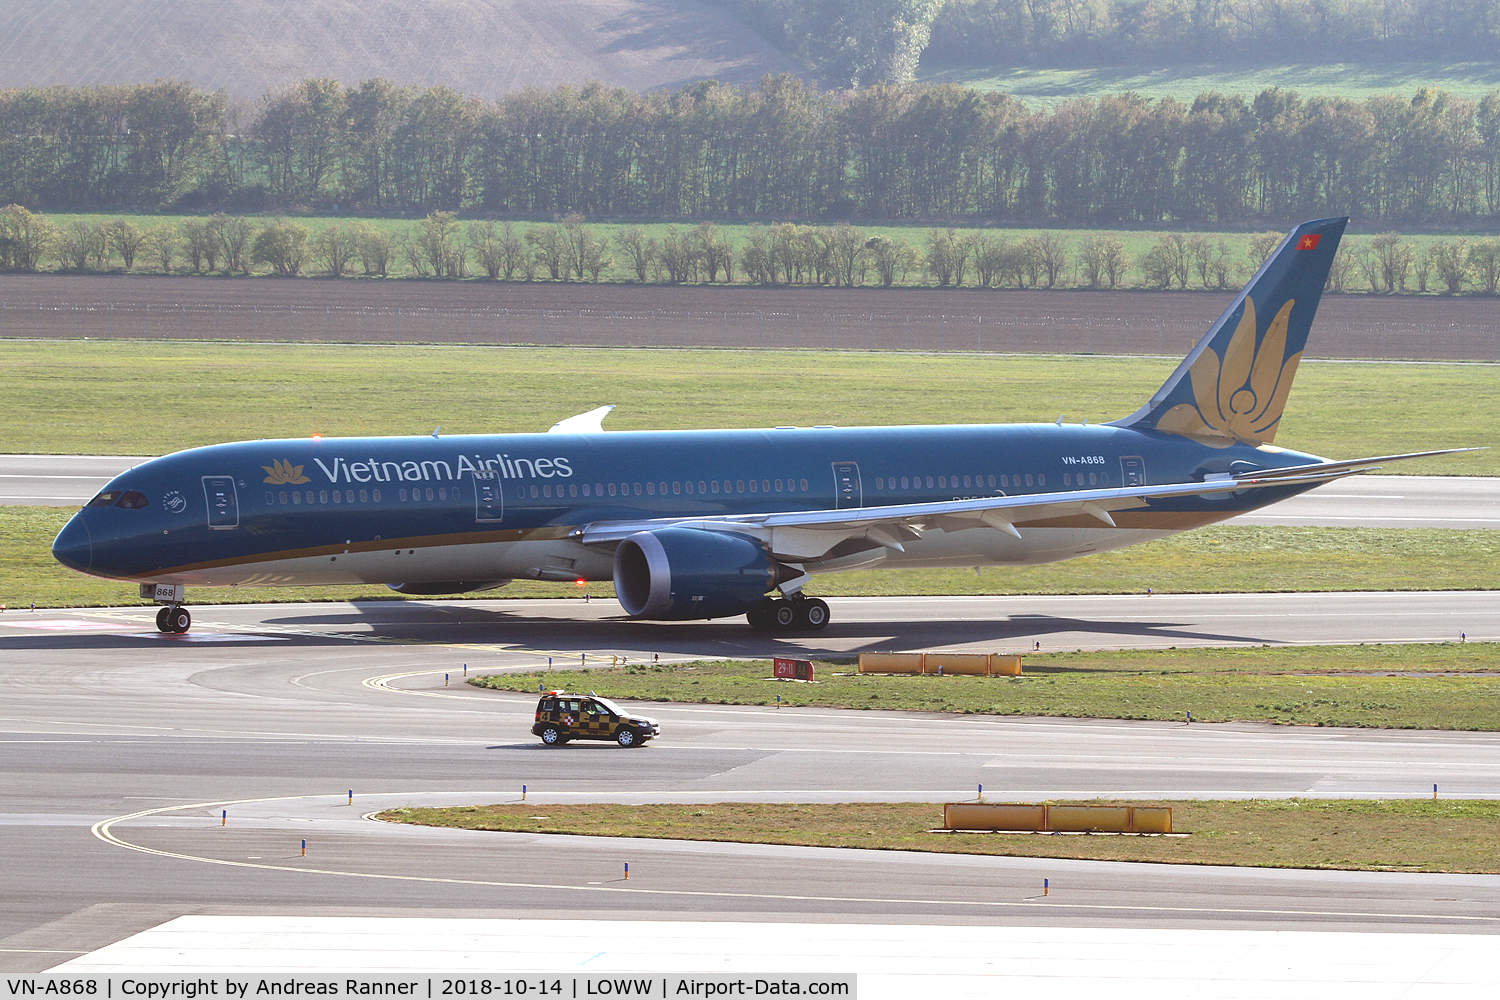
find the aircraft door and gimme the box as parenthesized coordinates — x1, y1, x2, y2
(474, 469, 504, 522)
(202, 476, 239, 529)
(832, 462, 862, 509)
(1119, 456, 1145, 487)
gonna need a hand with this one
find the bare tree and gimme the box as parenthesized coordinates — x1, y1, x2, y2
(216, 214, 254, 274)
(1430, 239, 1471, 293)
(614, 225, 657, 282)
(1326, 245, 1358, 292)
(1370, 231, 1414, 291)
(106, 219, 147, 271)
(179, 218, 216, 273)
(55, 220, 102, 271)
(526, 223, 569, 280)
(695, 222, 733, 283)
(141, 224, 179, 274)
(1141, 233, 1189, 289)
(351, 223, 394, 277)
(1469, 238, 1500, 294)
(313, 222, 360, 277)
(0, 205, 54, 272)
(1024, 232, 1068, 288)
(251, 219, 311, 276)
(1245, 230, 1283, 269)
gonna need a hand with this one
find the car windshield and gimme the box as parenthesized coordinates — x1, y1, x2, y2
(592, 696, 625, 716)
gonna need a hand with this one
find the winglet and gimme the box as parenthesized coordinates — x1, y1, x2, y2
(1110, 217, 1347, 447)
(549, 405, 616, 434)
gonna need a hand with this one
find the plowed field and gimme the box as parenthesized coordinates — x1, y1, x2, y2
(0, 275, 1495, 361)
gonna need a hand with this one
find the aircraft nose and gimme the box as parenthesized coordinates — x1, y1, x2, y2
(52, 514, 93, 573)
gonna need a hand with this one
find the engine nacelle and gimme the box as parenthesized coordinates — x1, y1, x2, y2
(613, 528, 784, 621)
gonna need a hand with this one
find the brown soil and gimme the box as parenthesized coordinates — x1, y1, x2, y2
(0, 273, 1495, 360)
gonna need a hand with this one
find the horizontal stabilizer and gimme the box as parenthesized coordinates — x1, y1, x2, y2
(1232, 448, 1483, 480)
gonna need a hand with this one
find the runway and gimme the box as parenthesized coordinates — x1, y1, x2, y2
(2, 454, 1498, 528)
(1, 593, 1497, 977)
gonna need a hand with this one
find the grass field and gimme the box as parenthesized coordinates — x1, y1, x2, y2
(381, 798, 1500, 873)
(0, 342, 1492, 473)
(35, 211, 1489, 287)
(923, 61, 1500, 111)
(10, 497, 1499, 607)
(470, 644, 1500, 730)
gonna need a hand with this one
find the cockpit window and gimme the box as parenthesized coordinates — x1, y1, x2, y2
(115, 491, 150, 509)
(86, 491, 121, 507)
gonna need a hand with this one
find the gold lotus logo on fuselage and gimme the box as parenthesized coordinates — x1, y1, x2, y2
(262, 459, 311, 485)
(1156, 295, 1300, 448)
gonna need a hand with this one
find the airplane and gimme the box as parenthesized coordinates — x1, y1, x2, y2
(52, 216, 1467, 634)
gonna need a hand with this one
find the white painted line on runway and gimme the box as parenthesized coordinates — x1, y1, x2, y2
(89, 795, 1500, 925)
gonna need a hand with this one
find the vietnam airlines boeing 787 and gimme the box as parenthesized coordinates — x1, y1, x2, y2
(53, 217, 1465, 633)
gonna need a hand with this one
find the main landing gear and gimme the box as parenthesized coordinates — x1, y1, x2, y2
(746, 595, 830, 632)
(155, 605, 191, 634)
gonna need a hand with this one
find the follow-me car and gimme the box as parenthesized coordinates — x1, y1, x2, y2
(54, 218, 1466, 633)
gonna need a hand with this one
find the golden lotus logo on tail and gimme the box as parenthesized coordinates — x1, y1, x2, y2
(1156, 295, 1301, 447)
(262, 459, 311, 485)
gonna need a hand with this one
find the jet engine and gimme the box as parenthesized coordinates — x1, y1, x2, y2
(613, 527, 790, 621)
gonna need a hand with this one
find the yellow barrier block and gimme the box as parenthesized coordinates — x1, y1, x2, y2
(990, 654, 1023, 675)
(923, 653, 990, 675)
(943, 802, 1173, 833)
(1129, 807, 1173, 834)
(1047, 805, 1130, 832)
(860, 652, 1024, 675)
(858, 652, 924, 674)
(944, 803, 1046, 831)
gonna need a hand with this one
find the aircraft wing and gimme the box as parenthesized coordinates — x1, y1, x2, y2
(572, 449, 1475, 561)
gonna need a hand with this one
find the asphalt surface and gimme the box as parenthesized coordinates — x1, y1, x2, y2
(2, 455, 1497, 528)
(1, 594, 1497, 972)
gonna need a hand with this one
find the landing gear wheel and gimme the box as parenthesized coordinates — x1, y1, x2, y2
(796, 598, 830, 631)
(155, 606, 171, 632)
(165, 607, 191, 633)
(770, 599, 797, 629)
(616, 728, 638, 747)
(746, 599, 776, 631)
(539, 726, 563, 746)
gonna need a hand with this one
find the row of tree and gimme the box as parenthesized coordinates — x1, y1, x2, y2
(6, 205, 1498, 292)
(2, 78, 1500, 225)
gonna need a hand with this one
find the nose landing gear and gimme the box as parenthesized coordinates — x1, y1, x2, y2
(155, 605, 191, 633)
(746, 595, 830, 632)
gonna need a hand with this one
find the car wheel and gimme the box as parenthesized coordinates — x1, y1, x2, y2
(616, 728, 637, 747)
(540, 726, 563, 746)
(797, 598, 830, 631)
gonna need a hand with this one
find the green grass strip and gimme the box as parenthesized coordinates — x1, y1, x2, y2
(380, 799, 1500, 873)
(7, 503, 1500, 609)
(473, 645, 1500, 730)
(0, 342, 1492, 474)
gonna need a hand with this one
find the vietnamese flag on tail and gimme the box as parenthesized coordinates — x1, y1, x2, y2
(1297, 234, 1322, 250)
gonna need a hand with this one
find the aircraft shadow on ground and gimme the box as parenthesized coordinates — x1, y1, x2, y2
(255, 601, 1269, 652)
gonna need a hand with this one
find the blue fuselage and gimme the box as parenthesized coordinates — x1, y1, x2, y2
(53, 422, 1320, 591)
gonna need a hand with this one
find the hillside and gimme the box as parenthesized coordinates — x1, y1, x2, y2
(0, 0, 802, 99)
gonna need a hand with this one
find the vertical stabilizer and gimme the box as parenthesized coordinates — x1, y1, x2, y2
(1111, 217, 1347, 446)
